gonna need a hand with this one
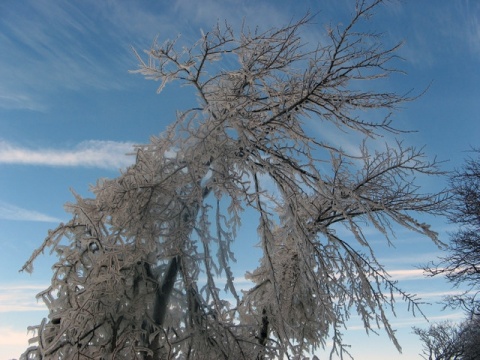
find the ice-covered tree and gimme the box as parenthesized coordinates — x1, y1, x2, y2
(21, 1, 447, 359)
(417, 150, 480, 360)
(425, 149, 480, 315)
(414, 321, 463, 360)
(414, 315, 480, 360)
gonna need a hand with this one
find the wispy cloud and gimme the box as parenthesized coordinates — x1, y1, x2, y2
(0, 0, 158, 111)
(0, 93, 47, 112)
(0, 284, 48, 313)
(0, 201, 61, 222)
(415, 289, 473, 301)
(388, 269, 425, 281)
(398, 1, 480, 68)
(0, 0, 335, 112)
(379, 250, 447, 267)
(0, 283, 48, 358)
(451, 2, 480, 57)
(172, 0, 290, 32)
(0, 140, 135, 169)
(348, 310, 465, 331)
(390, 311, 465, 329)
(435, 2, 480, 57)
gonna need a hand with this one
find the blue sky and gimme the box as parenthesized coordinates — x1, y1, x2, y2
(1, 1, 479, 359)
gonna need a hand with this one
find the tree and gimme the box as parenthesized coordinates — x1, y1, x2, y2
(416, 150, 480, 360)
(414, 321, 463, 360)
(414, 315, 480, 360)
(425, 149, 480, 314)
(20, 1, 447, 359)
(459, 315, 480, 359)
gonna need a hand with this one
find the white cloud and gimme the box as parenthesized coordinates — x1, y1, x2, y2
(0, 140, 135, 169)
(387, 289, 469, 305)
(0, 92, 47, 112)
(415, 289, 472, 301)
(348, 310, 465, 331)
(0, 284, 48, 313)
(0, 201, 61, 222)
(389, 311, 465, 329)
(379, 249, 446, 267)
(387, 269, 425, 281)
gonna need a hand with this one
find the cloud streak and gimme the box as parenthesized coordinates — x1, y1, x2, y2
(0, 201, 61, 222)
(0, 284, 48, 358)
(0, 284, 48, 313)
(388, 269, 426, 281)
(348, 311, 465, 331)
(0, 0, 154, 111)
(0, 140, 136, 169)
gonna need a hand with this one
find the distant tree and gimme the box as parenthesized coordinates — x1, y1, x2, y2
(425, 149, 480, 314)
(416, 150, 480, 360)
(414, 315, 480, 360)
(20, 1, 447, 359)
(413, 321, 463, 360)
(459, 314, 480, 360)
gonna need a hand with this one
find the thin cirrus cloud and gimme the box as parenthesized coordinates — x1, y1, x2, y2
(387, 269, 426, 281)
(0, 140, 136, 169)
(348, 310, 465, 331)
(0, 1, 144, 112)
(0, 92, 47, 112)
(0, 284, 48, 313)
(0, 201, 61, 222)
